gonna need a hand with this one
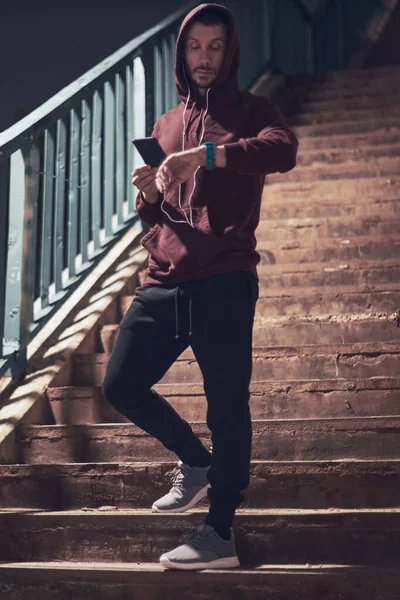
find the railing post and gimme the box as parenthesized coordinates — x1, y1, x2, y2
(115, 72, 126, 229)
(154, 38, 165, 122)
(3, 150, 26, 376)
(19, 143, 40, 367)
(67, 108, 80, 279)
(3, 144, 39, 380)
(40, 126, 55, 313)
(0, 157, 10, 371)
(262, 0, 274, 68)
(104, 80, 115, 241)
(54, 117, 67, 298)
(80, 99, 91, 269)
(125, 60, 134, 216)
(91, 90, 103, 255)
(142, 47, 156, 138)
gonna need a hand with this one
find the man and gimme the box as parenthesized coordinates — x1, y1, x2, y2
(103, 3, 298, 570)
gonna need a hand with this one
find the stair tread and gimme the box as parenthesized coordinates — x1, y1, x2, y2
(74, 341, 400, 361)
(3, 458, 400, 471)
(1, 560, 398, 575)
(2, 506, 400, 515)
(121, 284, 400, 300)
(19, 415, 400, 431)
(48, 376, 400, 393)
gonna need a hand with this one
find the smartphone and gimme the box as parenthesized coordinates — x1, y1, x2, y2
(132, 137, 166, 167)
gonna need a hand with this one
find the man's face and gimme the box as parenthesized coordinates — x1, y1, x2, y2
(184, 22, 226, 92)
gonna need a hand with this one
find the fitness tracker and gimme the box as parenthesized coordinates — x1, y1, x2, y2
(204, 142, 216, 170)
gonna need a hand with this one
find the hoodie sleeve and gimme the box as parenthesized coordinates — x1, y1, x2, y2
(136, 190, 163, 227)
(223, 95, 299, 175)
(135, 123, 164, 227)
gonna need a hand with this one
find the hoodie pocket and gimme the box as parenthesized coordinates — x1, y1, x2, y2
(141, 224, 170, 272)
(142, 205, 222, 276)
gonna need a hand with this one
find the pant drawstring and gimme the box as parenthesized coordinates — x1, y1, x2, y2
(174, 287, 192, 340)
(189, 295, 193, 338)
(175, 287, 180, 341)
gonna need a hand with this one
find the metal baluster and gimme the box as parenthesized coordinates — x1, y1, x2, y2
(0, 157, 10, 370)
(154, 38, 164, 122)
(133, 57, 146, 160)
(80, 99, 91, 269)
(19, 143, 40, 363)
(115, 72, 125, 227)
(53, 117, 67, 297)
(126, 60, 135, 216)
(168, 32, 177, 111)
(40, 126, 55, 314)
(3, 150, 25, 377)
(142, 49, 155, 138)
(67, 108, 80, 279)
(104, 80, 115, 241)
(91, 90, 102, 256)
(162, 36, 172, 113)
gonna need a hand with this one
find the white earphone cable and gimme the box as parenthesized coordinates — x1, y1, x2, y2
(160, 65, 210, 228)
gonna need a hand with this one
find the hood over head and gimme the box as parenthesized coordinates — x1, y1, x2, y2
(175, 3, 240, 107)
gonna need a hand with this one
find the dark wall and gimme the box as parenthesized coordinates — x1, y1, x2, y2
(364, 3, 400, 67)
(0, 0, 189, 132)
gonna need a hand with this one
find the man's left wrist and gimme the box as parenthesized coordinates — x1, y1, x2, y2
(197, 144, 226, 168)
(198, 145, 207, 168)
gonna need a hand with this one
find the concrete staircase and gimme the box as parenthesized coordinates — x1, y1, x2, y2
(1, 64, 400, 598)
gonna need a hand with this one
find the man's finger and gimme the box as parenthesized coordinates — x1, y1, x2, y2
(132, 171, 157, 187)
(131, 165, 152, 178)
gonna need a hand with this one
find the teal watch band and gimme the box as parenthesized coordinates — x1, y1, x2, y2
(204, 142, 216, 170)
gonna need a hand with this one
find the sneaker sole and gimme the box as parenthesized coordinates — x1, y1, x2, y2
(151, 483, 210, 513)
(160, 555, 240, 570)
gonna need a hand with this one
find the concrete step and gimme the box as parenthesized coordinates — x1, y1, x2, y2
(1, 508, 400, 566)
(308, 84, 400, 101)
(2, 459, 400, 510)
(1, 562, 399, 600)
(267, 157, 400, 184)
(296, 143, 400, 167)
(263, 176, 400, 202)
(257, 216, 400, 242)
(291, 106, 400, 127)
(99, 313, 399, 353)
(256, 284, 400, 316)
(296, 130, 400, 151)
(46, 376, 400, 424)
(261, 197, 400, 220)
(256, 260, 400, 288)
(309, 65, 400, 82)
(291, 117, 399, 138)
(121, 283, 400, 319)
(309, 72, 400, 91)
(252, 314, 399, 346)
(17, 415, 400, 462)
(257, 235, 400, 264)
(71, 342, 400, 385)
(299, 93, 400, 114)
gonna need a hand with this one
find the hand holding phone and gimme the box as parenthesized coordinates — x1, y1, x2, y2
(131, 165, 159, 204)
(131, 137, 166, 203)
(132, 136, 166, 167)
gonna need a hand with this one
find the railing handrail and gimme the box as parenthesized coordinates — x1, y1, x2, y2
(0, 1, 196, 162)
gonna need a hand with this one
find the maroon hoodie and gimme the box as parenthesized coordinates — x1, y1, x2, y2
(136, 3, 298, 285)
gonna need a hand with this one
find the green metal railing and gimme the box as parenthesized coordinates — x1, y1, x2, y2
(0, 0, 389, 380)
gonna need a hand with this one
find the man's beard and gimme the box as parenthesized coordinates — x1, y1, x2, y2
(188, 69, 216, 92)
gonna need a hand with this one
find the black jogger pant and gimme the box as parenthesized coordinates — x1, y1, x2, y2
(102, 270, 259, 522)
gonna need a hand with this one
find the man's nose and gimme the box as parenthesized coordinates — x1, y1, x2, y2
(199, 47, 211, 63)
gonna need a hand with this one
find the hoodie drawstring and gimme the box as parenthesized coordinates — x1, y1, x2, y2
(175, 287, 180, 340)
(189, 295, 193, 337)
(174, 287, 193, 341)
(160, 63, 211, 229)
